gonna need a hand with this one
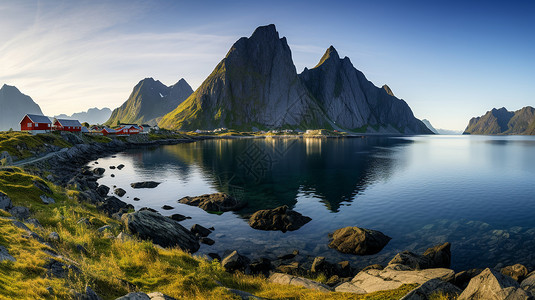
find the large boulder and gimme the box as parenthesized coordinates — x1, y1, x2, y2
(96, 185, 110, 197)
(122, 210, 199, 252)
(130, 181, 161, 189)
(335, 267, 454, 294)
(458, 268, 531, 300)
(0, 192, 12, 210)
(97, 196, 133, 217)
(178, 193, 243, 213)
(388, 243, 451, 270)
(328, 227, 391, 255)
(521, 272, 535, 296)
(400, 278, 462, 300)
(221, 250, 250, 273)
(114, 188, 126, 197)
(501, 264, 529, 282)
(268, 273, 332, 292)
(248, 205, 311, 232)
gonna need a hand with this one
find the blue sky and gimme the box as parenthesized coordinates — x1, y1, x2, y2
(1, 0, 534, 130)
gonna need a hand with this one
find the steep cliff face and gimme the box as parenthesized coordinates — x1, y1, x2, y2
(300, 46, 432, 134)
(421, 119, 439, 134)
(464, 107, 535, 135)
(159, 25, 329, 130)
(0, 84, 44, 131)
(106, 78, 193, 126)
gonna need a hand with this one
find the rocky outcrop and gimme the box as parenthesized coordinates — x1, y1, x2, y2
(106, 78, 193, 126)
(300, 46, 432, 134)
(335, 267, 454, 294)
(400, 278, 461, 300)
(0, 245, 15, 262)
(0, 84, 44, 131)
(463, 106, 535, 135)
(520, 272, 535, 296)
(178, 193, 243, 213)
(221, 250, 250, 273)
(501, 264, 529, 282)
(114, 188, 126, 197)
(328, 226, 391, 255)
(268, 273, 332, 292)
(458, 268, 531, 299)
(96, 196, 133, 218)
(248, 205, 311, 232)
(0, 192, 12, 210)
(121, 210, 199, 252)
(388, 243, 451, 270)
(130, 181, 161, 189)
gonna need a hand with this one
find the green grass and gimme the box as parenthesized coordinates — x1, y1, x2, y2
(0, 133, 417, 299)
(0, 132, 71, 160)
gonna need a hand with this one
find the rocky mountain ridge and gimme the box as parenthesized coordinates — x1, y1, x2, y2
(106, 78, 193, 126)
(55, 107, 112, 125)
(159, 25, 431, 134)
(463, 106, 535, 135)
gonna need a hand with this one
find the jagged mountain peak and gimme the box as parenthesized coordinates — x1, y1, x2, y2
(0, 84, 44, 130)
(314, 45, 341, 68)
(382, 85, 395, 96)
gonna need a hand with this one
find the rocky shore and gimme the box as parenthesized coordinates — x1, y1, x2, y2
(3, 132, 535, 299)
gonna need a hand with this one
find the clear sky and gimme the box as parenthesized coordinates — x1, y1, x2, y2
(1, 0, 534, 130)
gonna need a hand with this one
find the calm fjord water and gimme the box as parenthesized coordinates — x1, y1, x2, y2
(94, 135, 535, 270)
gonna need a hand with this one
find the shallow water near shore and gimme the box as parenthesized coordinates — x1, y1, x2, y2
(92, 135, 535, 271)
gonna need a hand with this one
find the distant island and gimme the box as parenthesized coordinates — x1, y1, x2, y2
(463, 106, 535, 135)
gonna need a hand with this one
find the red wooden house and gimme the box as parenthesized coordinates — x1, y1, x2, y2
(101, 127, 116, 136)
(20, 114, 52, 133)
(53, 118, 82, 132)
(116, 125, 141, 135)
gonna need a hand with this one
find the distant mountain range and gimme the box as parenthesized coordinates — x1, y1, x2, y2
(159, 24, 432, 134)
(463, 106, 535, 135)
(0, 84, 44, 131)
(55, 107, 111, 125)
(105, 78, 193, 126)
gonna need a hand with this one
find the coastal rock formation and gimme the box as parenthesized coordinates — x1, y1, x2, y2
(221, 250, 250, 273)
(458, 268, 531, 299)
(159, 25, 431, 134)
(178, 193, 243, 213)
(501, 264, 529, 282)
(107, 78, 193, 126)
(388, 242, 452, 270)
(268, 273, 332, 292)
(130, 181, 161, 189)
(248, 205, 311, 232)
(400, 278, 461, 300)
(122, 210, 199, 252)
(328, 227, 391, 255)
(300, 46, 432, 134)
(335, 267, 454, 294)
(0, 84, 44, 131)
(96, 196, 133, 217)
(463, 106, 535, 135)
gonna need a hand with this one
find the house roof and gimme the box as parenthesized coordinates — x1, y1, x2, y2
(118, 125, 141, 130)
(22, 114, 52, 124)
(55, 118, 82, 127)
(102, 127, 116, 133)
(81, 127, 90, 133)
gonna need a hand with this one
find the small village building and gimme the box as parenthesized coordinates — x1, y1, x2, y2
(101, 127, 116, 136)
(81, 126, 90, 133)
(20, 114, 52, 133)
(53, 118, 82, 132)
(116, 125, 141, 135)
(140, 124, 151, 134)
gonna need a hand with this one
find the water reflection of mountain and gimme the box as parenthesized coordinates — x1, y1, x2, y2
(122, 137, 412, 214)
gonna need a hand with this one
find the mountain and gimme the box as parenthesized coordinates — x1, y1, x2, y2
(159, 25, 329, 131)
(159, 25, 431, 134)
(0, 84, 44, 131)
(106, 78, 193, 126)
(300, 46, 432, 134)
(463, 106, 535, 135)
(436, 129, 463, 135)
(421, 119, 439, 134)
(55, 107, 112, 125)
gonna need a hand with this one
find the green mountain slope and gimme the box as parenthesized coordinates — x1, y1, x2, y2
(106, 78, 193, 126)
(463, 106, 535, 135)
